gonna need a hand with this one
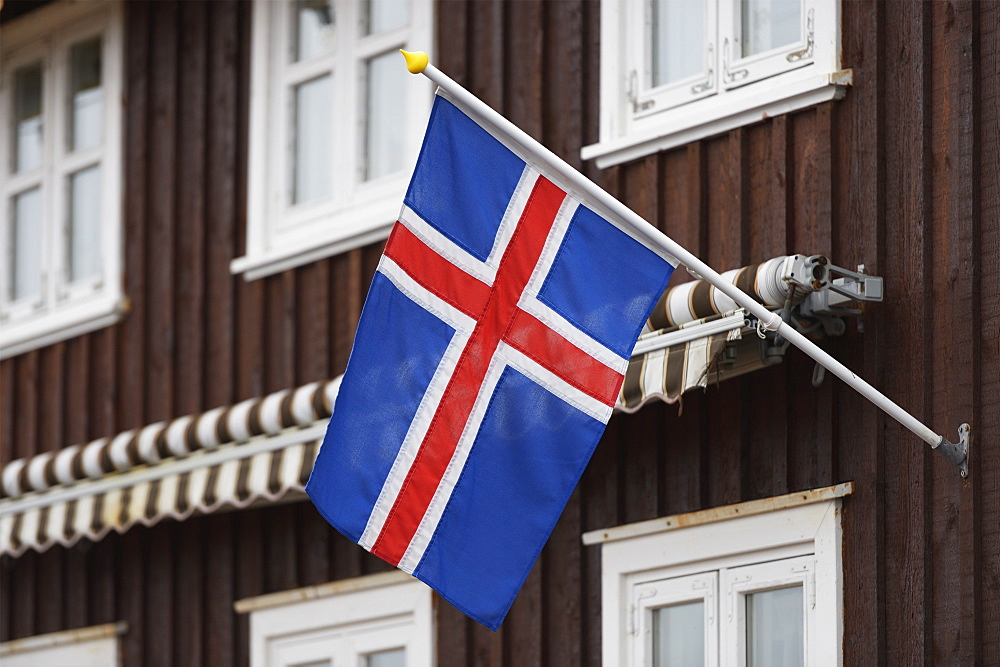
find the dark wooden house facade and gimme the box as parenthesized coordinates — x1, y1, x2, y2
(1, 0, 997, 664)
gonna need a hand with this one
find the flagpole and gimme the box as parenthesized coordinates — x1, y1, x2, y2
(399, 51, 970, 477)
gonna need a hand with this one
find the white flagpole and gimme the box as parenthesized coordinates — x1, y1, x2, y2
(400, 52, 970, 477)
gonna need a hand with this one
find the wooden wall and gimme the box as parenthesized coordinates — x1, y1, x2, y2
(1, 0, 998, 665)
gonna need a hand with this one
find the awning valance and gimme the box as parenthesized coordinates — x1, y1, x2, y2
(0, 380, 340, 556)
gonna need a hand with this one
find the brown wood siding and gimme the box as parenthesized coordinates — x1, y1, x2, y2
(1, 0, 998, 665)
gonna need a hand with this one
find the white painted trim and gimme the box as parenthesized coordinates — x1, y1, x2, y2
(0, 0, 126, 358)
(584, 482, 852, 545)
(243, 572, 435, 667)
(592, 485, 848, 666)
(234, 571, 413, 614)
(237, 0, 435, 281)
(584, 71, 850, 168)
(0, 622, 127, 656)
(587, 0, 845, 169)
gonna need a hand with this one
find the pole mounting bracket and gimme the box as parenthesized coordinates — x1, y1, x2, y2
(933, 423, 970, 478)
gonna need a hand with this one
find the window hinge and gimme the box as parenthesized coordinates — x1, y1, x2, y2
(787, 9, 815, 62)
(722, 38, 748, 83)
(627, 70, 655, 113)
(691, 43, 715, 94)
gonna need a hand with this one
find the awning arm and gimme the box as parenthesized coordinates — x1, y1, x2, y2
(405, 53, 972, 478)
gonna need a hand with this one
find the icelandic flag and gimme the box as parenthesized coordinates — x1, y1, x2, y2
(306, 90, 676, 630)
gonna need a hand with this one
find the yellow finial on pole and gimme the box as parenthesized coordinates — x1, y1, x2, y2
(400, 50, 429, 74)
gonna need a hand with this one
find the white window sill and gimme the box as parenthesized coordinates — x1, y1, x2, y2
(0, 291, 127, 359)
(583, 69, 852, 169)
(231, 220, 394, 282)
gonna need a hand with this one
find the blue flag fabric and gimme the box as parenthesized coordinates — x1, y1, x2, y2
(307, 92, 675, 630)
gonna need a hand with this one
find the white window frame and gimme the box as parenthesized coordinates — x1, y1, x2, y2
(584, 0, 849, 168)
(0, 622, 126, 667)
(233, 0, 434, 281)
(583, 483, 850, 666)
(0, 0, 125, 359)
(236, 571, 435, 667)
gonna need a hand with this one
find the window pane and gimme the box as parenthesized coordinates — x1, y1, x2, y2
(10, 187, 43, 301)
(69, 37, 104, 152)
(650, 0, 704, 87)
(363, 0, 408, 35)
(747, 585, 804, 667)
(651, 601, 704, 667)
(364, 50, 406, 181)
(742, 0, 801, 58)
(365, 648, 405, 667)
(69, 165, 102, 282)
(294, 0, 335, 62)
(14, 63, 43, 174)
(293, 75, 332, 205)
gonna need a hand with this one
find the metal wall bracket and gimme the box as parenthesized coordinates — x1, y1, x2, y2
(932, 423, 971, 478)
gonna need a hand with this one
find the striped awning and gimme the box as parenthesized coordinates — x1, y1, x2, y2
(0, 380, 340, 556)
(0, 259, 804, 557)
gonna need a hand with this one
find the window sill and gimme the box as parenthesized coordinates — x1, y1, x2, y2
(231, 219, 394, 282)
(582, 69, 852, 169)
(0, 291, 127, 359)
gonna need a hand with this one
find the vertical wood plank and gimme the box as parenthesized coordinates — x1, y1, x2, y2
(38, 345, 66, 451)
(503, 560, 542, 667)
(10, 552, 36, 638)
(88, 536, 117, 627)
(264, 271, 296, 394)
(504, 0, 543, 139)
(63, 544, 89, 630)
(543, 486, 582, 667)
(144, 0, 178, 425)
(0, 361, 14, 467)
(705, 132, 746, 507)
(13, 354, 38, 462)
(204, 0, 239, 409)
(63, 338, 90, 447)
(118, 0, 150, 433)
(35, 549, 64, 634)
(436, 0, 467, 86)
(467, 0, 504, 113)
(744, 119, 788, 500)
(834, 0, 886, 662)
(581, 431, 620, 667)
(264, 504, 298, 593)
(929, 1, 979, 663)
(174, 0, 208, 417)
(883, 2, 932, 663)
(235, 510, 263, 667)
(621, 156, 661, 522)
(203, 514, 235, 667)
(175, 520, 204, 667)
(119, 531, 146, 667)
(978, 1, 1000, 662)
(146, 526, 174, 667)
(295, 262, 330, 386)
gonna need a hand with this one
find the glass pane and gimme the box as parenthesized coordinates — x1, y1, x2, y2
(69, 37, 104, 152)
(293, 75, 332, 204)
(69, 165, 102, 282)
(363, 0, 409, 35)
(294, 0, 335, 62)
(365, 648, 405, 667)
(650, 0, 705, 87)
(10, 187, 43, 301)
(651, 601, 704, 667)
(742, 0, 801, 58)
(365, 50, 406, 181)
(747, 586, 804, 667)
(14, 63, 43, 173)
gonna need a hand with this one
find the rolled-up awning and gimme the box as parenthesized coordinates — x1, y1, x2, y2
(2, 256, 834, 557)
(0, 381, 340, 556)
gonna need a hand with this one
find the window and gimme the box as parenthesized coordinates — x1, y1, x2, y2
(236, 571, 434, 667)
(234, 0, 434, 280)
(584, 0, 850, 167)
(0, 1, 125, 359)
(0, 622, 125, 667)
(584, 483, 849, 666)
